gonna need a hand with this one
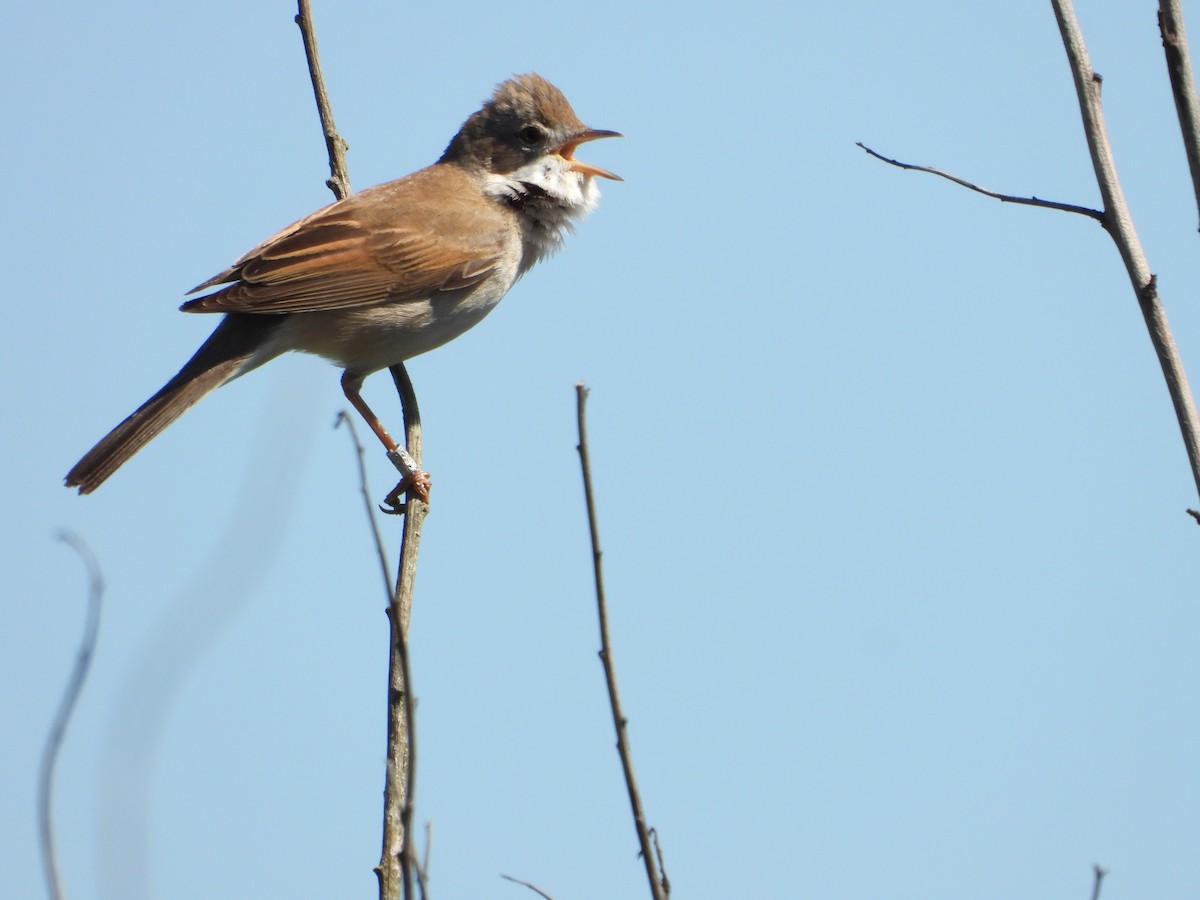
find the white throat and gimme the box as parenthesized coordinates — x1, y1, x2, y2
(485, 156, 601, 271)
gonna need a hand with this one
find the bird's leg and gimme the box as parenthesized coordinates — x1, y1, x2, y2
(341, 370, 431, 510)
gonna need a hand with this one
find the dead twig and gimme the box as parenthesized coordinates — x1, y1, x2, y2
(1090, 864, 1108, 900)
(295, 0, 350, 200)
(856, 142, 1103, 221)
(575, 384, 669, 900)
(501, 873, 556, 899)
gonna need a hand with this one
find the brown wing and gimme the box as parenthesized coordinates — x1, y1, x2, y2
(181, 166, 508, 315)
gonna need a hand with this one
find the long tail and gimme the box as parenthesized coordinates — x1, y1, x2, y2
(65, 314, 282, 494)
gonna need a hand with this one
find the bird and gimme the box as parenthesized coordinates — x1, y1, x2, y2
(64, 73, 620, 507)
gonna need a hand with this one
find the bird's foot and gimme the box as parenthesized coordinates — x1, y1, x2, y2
(379, 470, 432, 515)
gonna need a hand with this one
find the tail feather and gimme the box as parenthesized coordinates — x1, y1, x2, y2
(65, 315, 281, 494)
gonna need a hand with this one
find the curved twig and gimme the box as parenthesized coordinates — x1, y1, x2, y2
(39, 532, 105, 900)
(575, 385, 669, 900)
(501, 873, 556, 899)
(856, 142, 1104, 221)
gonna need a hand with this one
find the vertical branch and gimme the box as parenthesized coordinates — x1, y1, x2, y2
(377, 364, 427, 900)
(39, 532, 104, 900)
(575, 385, 668, 900)
(293, 3, 425, 897)
(295, 0, 351, 200)
(1159, 0, 1200, 228)
(1051, 0, 1200, 518)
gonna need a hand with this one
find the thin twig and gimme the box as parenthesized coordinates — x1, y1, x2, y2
(412, 822, 431, 900)
(1050, 0, 1200, 521)
(575, 385, 668, 900)
(501, 874, 556, 899)
(336, 410, 395, 597)
(1090, 863, 1108, 900)
(39, 532, 104, 900)
(1159, 0, 1200, 230)
(295, 0, 351, 200)
(856, 142, 1104, 221)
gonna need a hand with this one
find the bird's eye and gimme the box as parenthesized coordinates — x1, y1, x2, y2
(518, 125, 545, 146)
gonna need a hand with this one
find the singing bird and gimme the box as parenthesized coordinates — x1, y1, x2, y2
(65, 73, 620, 506)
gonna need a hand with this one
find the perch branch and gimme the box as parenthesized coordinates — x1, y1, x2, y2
(575, 385, 669, 900)
(293, 3, 426, 897)
(1090, 864, 1108, 900)
(1159, 0, 1200, 229)
(39, 532, 104, 900)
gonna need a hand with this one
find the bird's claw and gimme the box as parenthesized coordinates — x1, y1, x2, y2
(379, 470, 432, 515)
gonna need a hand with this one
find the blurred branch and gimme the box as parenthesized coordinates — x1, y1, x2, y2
(295, 0, 351, 200)
(1159, 0, 1200, 229)
(575, 385, 669, 900)
(336, 411, 394, 596)
(294, 3, 425, 898)
(501, 873, 556, 899)
(39, 532, 105, 900)
(1090, 863, 1108, 900)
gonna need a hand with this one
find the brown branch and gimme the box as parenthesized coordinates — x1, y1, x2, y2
(39, 532, 104, 900)
(295, 0, 351, 200)
(1050, 0, 1200, 522)
(1159, 0, 1200, 229)
(1090, 863, 1108, 900)
(575, 384, 669, 900)
(856, 142, 1104, 220)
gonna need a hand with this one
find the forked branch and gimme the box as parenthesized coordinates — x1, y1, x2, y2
(862, 0, 1200, 522)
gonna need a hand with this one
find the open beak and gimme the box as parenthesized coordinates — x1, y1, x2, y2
(558, 128, 623, 181)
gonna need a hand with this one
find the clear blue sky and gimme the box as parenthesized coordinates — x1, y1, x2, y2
(4, 1, 1200, 897)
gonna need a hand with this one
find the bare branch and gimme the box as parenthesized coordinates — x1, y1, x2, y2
(575, 385, 669, 900)
(39, 532, 105, 900)
(1159, 0, 1200, 229)
(292, 3, 425, 896)
(857, 142, 1104, 220)
(1090, 863, 1108, 900)
(1050, 0, 1200, 520)
(501, 874, 556, 899)
(295, 0, 351, 200)
(377, 363, 427, 900)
